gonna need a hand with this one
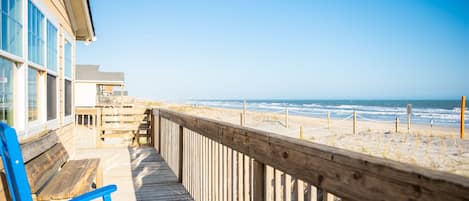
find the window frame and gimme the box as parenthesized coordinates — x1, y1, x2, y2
(45, 19, 59, 128)
(27, 0, 62, 133)
(63, 33, 73, 124)
(0, 56, 15, 126)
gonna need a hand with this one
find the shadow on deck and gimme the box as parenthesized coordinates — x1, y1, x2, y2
(129, 147, 193, 201)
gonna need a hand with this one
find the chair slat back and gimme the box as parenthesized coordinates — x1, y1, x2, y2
(0, 123, 33, 201)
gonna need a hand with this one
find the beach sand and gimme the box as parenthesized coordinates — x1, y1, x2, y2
(160, 103, 469, 177)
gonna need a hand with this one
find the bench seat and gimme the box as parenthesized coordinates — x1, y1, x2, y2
(38, 159, 100, 201)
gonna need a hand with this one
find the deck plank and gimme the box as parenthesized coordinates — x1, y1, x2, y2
(129, 147, 193, 201)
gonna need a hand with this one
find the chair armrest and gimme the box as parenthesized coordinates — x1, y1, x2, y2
(69, 185, 117, 201)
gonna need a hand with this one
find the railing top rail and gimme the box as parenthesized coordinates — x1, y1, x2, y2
(157, 108, 469, 201)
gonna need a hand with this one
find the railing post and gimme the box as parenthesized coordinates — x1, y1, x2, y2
(150, 109, 155, 146)
(158, 110, 162, 153)
(253, 159, 265, 201)
(178, 124, 184, 183)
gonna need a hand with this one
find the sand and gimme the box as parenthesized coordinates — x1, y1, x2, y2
(160, 103, 469, 177)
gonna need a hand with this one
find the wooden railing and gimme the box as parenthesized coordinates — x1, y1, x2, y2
(152, 108, 469, 201)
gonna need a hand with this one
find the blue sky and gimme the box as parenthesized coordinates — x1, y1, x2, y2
(77, 0, 469, 100)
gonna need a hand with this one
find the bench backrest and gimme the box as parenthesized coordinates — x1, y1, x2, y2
(21, 131, 69, 193)
(0, 123, 33, 201)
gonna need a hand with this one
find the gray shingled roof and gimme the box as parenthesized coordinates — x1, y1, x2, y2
(76, 64, 125, 82)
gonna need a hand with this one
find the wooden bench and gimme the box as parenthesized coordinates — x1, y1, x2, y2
(0, 124, 116, 201)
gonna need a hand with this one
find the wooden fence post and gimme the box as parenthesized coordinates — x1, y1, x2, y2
(327, 111, 331, 129)
(285, 107, 289, 128)
(300, 126, 304, 140)
(240, 112, 244, 127)
(243, 100, 247, 126)
(253, 160, 265, 201)
(461, 96, 466, 139)
(407, 113, 411, 133)
(353, 111, 357, 135)
(395, 117, 399, 133)
(178, 125, 184, 183)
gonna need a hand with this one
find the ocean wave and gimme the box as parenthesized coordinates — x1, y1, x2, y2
(189, 100, 466, 126)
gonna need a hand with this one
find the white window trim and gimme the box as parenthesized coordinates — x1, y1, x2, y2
(47, 118, 59, 130)
(0, 50, 25, 64)
(63, 39, 73, 80)
(63, 32, 74, 119)
(46, 20, 59, 74)
(64, 115, 73, 126)
(45, 20, 60, 122)
(29, 0, 60, 27)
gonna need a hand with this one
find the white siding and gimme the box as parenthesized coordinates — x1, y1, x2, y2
(75, 82, 96, 107)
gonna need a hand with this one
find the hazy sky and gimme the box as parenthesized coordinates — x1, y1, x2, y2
(77, 0, 469, 101)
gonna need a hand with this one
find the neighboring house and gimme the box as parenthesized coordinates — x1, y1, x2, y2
(75, 64, 126, 107)
(0, 0, 95, 142)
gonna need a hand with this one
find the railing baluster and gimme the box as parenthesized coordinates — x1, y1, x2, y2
(284, 174, 291, 201)
(265, 166, 274, 201)
(244, 155, 250, 201)
(253, 160, 265, 201)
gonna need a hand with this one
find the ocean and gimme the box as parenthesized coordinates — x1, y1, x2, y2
(187, 100, 468, 127)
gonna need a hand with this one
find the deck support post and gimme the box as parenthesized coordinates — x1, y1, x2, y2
(253, 159, 265, 201)
(178, 125, 184, 183)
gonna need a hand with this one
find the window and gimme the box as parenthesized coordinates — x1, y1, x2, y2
(47, 74, 56, 120)
(64, 41, 71, 78)
(28, 67, 39, 121)
(46, 21, 57, 71)
(64, 80, 71, 116)
(28, 1, 45, 65)
(0, 57, 13, 125)
(64, 40, 72, 116)
(0, 0, 22, 56)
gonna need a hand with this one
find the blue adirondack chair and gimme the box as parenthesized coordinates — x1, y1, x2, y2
(0, 123, 117, 201)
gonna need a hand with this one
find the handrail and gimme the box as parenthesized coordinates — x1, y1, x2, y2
(155, 108, 469, 201)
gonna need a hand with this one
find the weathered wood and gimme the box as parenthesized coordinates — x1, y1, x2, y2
(129, 147, 193, 201)
(75, 108, 98, 115)
(151, 109, 155, 146)
(160, 108, 469, 201)
(101, 107, 147, 115)
(38, 159, 99, 200)
(158, 114, 162, 153)
(253, 160, 265, 201)
(20, 130, 58, 163)
(25, 143, 69, 193)
(178, 125, 184, 183)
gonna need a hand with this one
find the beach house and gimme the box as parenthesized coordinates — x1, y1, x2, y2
(0, 0, 94, 145)
(75, 64, 125, 107)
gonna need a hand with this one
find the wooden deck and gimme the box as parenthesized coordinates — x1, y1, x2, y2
(129, 147, 193, 201)
(74, 128, 192, 201)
